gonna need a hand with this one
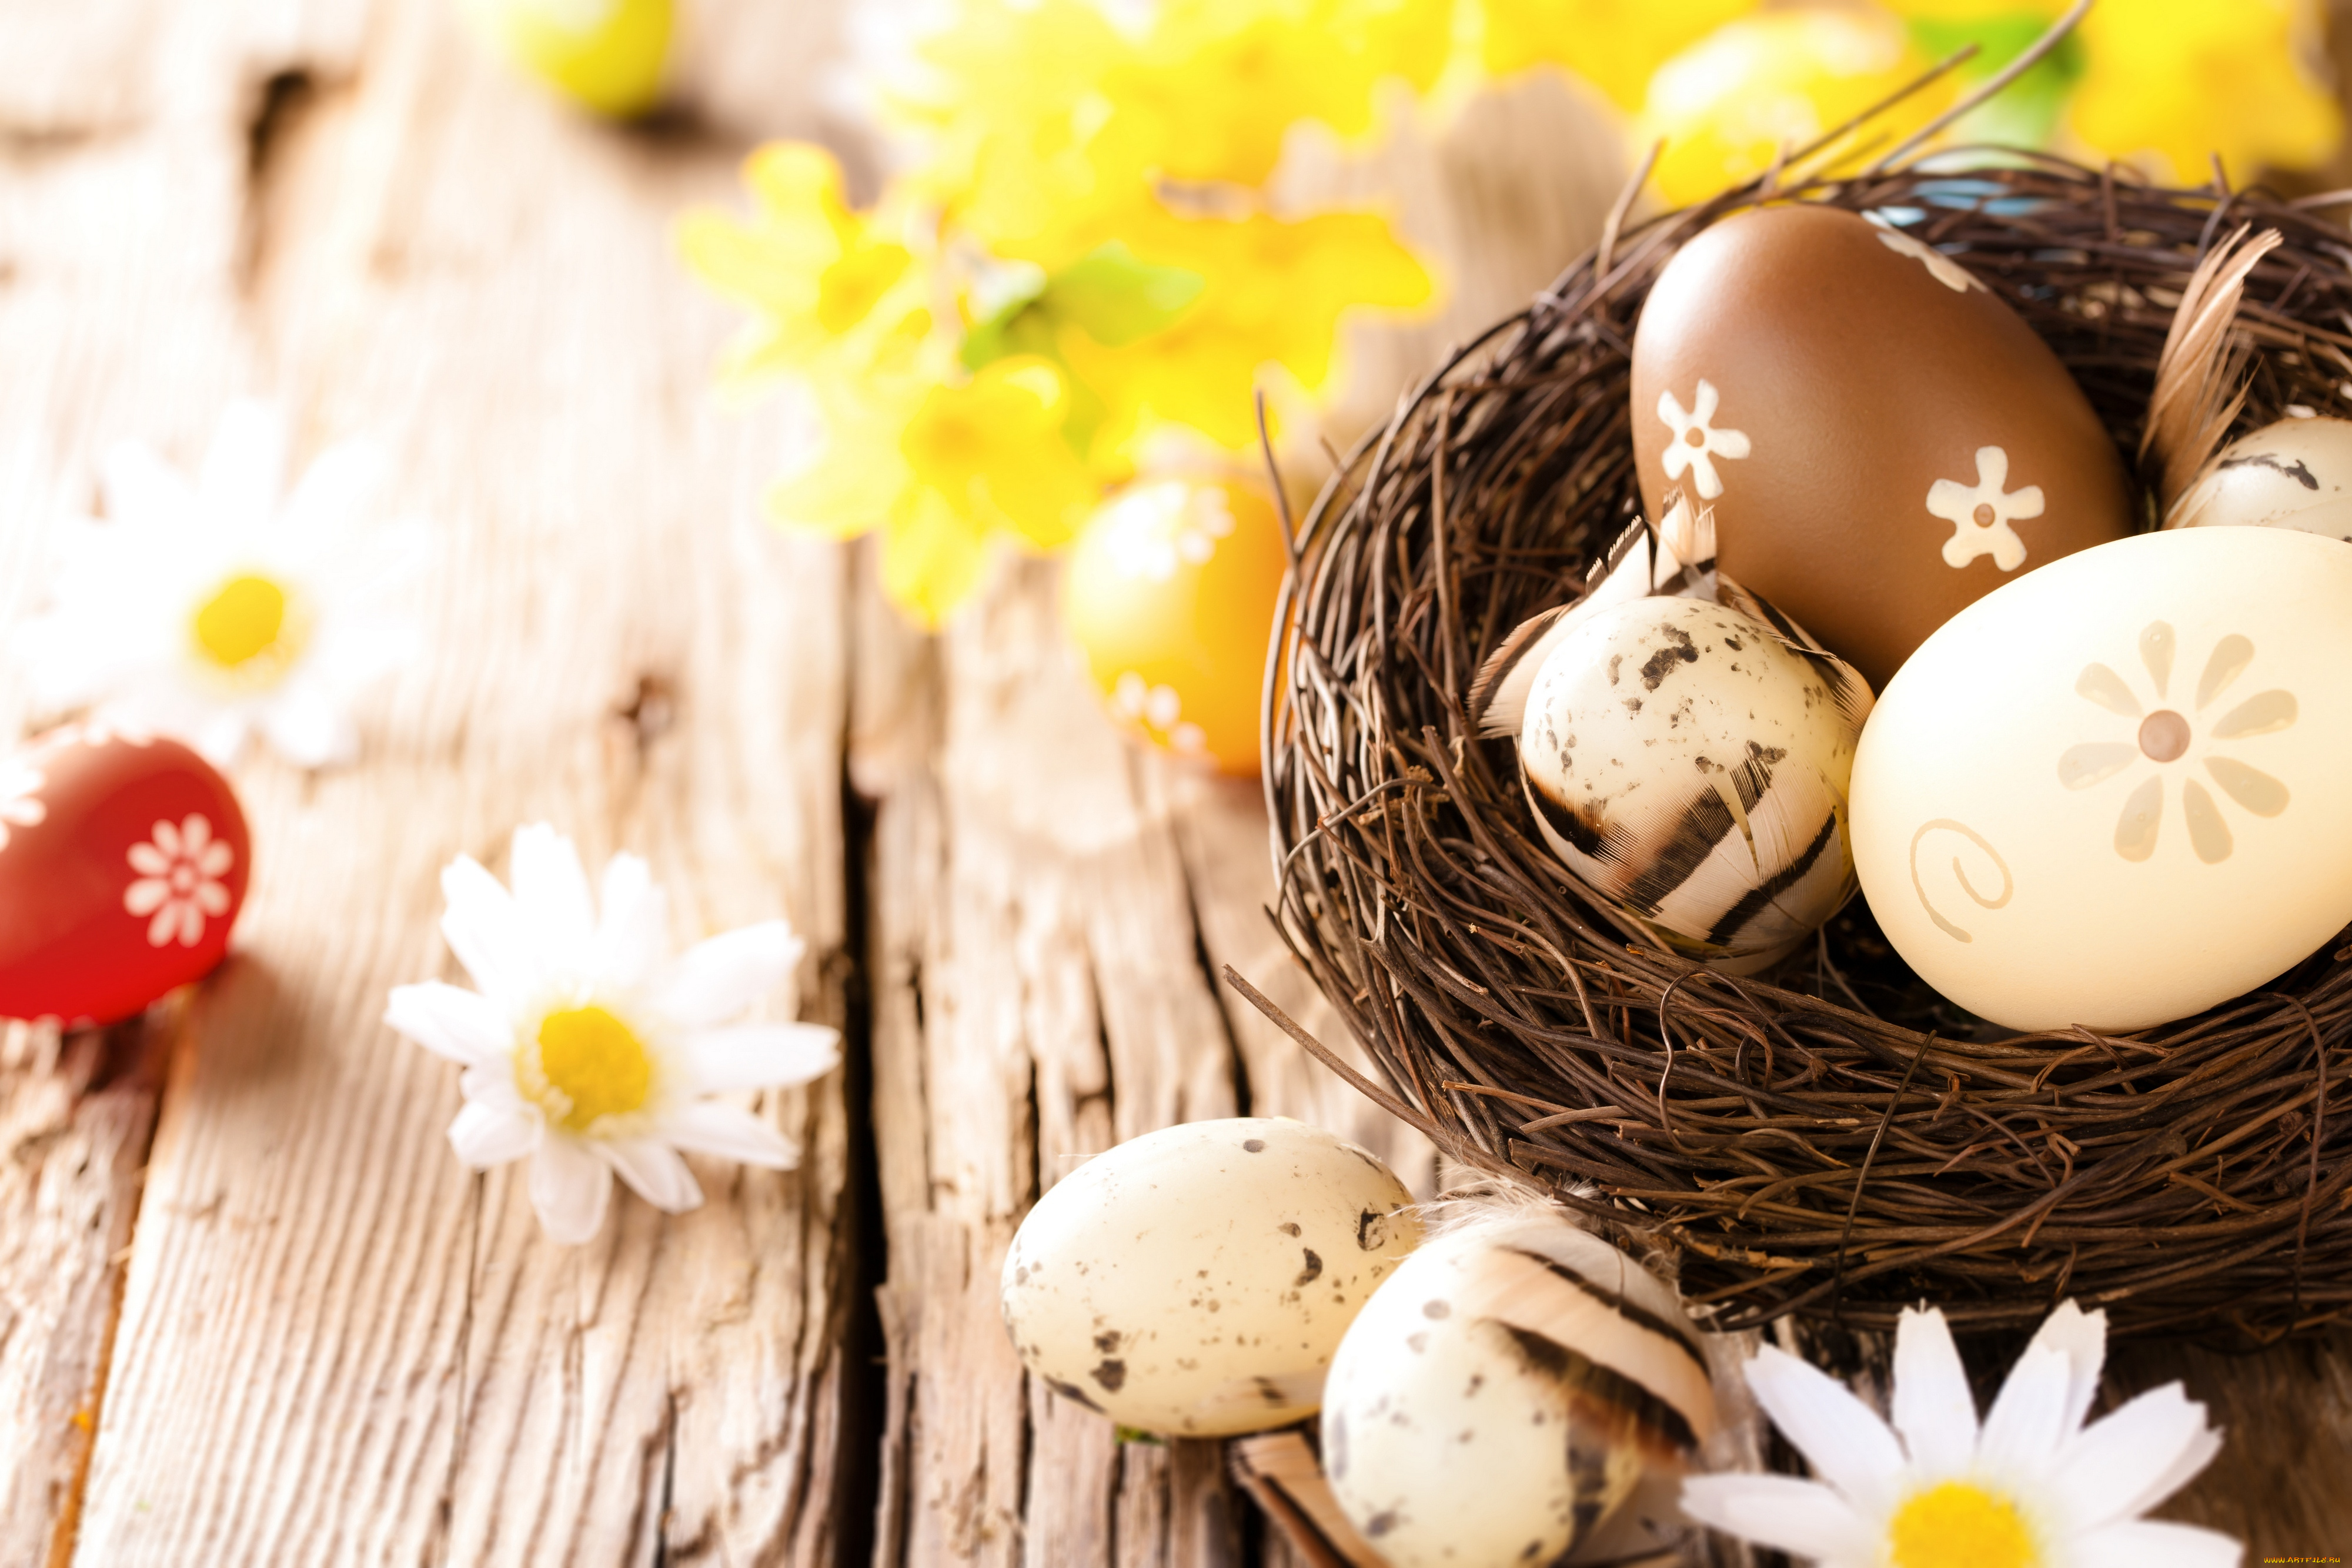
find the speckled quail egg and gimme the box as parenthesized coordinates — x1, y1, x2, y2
(2168, 414, 2352, 541)
(1320, 1205, 1718, 1567)
(1516, 594, 1870, 971)
(1001, 1117, 1421, 1437)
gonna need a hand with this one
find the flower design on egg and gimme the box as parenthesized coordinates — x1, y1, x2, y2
(1095, 479, 1236, 583)
(1926, 446, 2040, 570)
(0, 760, 46, 853)
(2057, 621, 2296, 865)
(1656, 379, 1749, 500)
(1874, 225, 1984, 293)
(1111, 670, 1208, 755)
(123, 813, 236, 948)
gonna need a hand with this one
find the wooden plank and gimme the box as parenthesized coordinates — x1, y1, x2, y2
(1, 1, 854, 1561)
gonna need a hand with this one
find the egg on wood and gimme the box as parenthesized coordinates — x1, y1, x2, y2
(1000, 1117, 1421, 1437)
(1320, 1205, 1718, 1567)
(1063, 476, 1289, 776)
(1505, 591, 1871, 972)
(1852, 527, 2352, 1032)
(0, 726, 251, 1027)
(462, 0, 671, 118)
(2169, 414, 2352, 540)
(1631, 203, 2133, 691)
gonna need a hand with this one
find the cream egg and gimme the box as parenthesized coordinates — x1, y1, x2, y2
(1320, 1208, 1716, 1566)
(1518, 594, 1869, 971)
(1852, 527, 2352, 1031)
(2169, 414, 2352, 541)
(1000, 1117, 1421, 1437)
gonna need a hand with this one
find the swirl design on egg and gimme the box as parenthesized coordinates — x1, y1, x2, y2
(1909, 819, 2013, 944)
(2056, 621, 2296, 865)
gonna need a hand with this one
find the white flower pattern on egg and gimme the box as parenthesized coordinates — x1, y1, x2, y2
(1656, 379, 1749, 500)
(1927, 446, 2042, 570)
(1875, 226, 1984, 293)
(0, 761, 46, 853)
(2057, 621, 2296, 865)
(1111, 669, 1207, 754)
(123, 813, 235, 948)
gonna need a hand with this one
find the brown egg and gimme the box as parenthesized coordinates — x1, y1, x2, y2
(1629, 204, 2132, 691)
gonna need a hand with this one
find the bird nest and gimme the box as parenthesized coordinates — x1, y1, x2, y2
(1258, 152, 2352, 1339)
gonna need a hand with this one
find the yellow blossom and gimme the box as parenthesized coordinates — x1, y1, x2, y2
(1476, 0, 1757, 111)
(677, 143, 931, 387)
(463, 0, 671, 118)
(769, 358, 1097, 627)
(1635, 8, 1953, 208)
(2067, 0, 2340, 184)
(1093, 0, 1453, 190)
(883, 0, 1138, 260)
(1063, 203, 1434, 452)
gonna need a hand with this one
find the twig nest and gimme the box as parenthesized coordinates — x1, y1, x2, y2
(1518, 595, 1865, 971)
(2169, 414, 2352, 540)
(1000, 1117, 1421, 1437)
(1319, 1205, 1716, 1566)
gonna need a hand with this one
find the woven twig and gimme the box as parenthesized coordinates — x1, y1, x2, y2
(1262, 153, 2352, 1339)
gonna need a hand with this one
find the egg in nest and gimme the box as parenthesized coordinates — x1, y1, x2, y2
(1512, 593, 1870, 970)
(2169, 414, 2352, 541)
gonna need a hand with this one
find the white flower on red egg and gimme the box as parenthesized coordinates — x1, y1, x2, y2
(1682, 1301, 2240, 1568)
(383, 824, 842, 1245)
(1657, 379, 1750, 500)
(0, 760, 45, 853)
(20, 400, 422, 769)
(122, 813, 237, 948)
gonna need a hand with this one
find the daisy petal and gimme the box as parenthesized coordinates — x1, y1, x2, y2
(385, 981, 513, 1066)
(2055, 1383, 2221, 1529)
(101, 440, 198, 527)
(259, 679, 356, 769)
(1679, 1474, 1878, 1563)
(447, 1099, 537, 1168)
(2027, 1299, 2109, 1435)
(528, 1134, 613, 1245)
(440, 855, 539, 1000)
(1979, 1343, 2073, 1474)
(683, 1022, 841, 1092)
(279, 439, 386, 536)
(598, 1138, 704, 1213)
(650, 920, 804, 1028)
(509, 824, 596, 959)
(662, 1099, 800, 1169)
(1744, 1345, 1909, 1510)
(199, 400, 288, 526)
(2073, 1519, 2244, 1568)
(1890, 1306, 1978, 1477)
(593, 853, 669, 992)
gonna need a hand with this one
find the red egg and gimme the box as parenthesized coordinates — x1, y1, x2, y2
(0, 727, 252, 1026)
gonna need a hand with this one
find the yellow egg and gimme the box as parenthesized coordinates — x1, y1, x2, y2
(1063, 477, 1288, 777)
(462, 0, 671, 119)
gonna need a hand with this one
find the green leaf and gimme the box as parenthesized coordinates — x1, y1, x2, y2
(1905, 15, 2087, 151)
(1045, 241, 1205, 348)
(1113, 1425, 1166, 1446)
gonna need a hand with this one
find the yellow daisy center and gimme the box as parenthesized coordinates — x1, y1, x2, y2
(526, 1005, 653, 1132)
(191, 573, 301, 672)
(1886, 1480, 2037, 1568)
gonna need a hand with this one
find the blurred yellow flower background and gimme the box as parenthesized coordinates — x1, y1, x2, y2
(682, 0, 2343, 626)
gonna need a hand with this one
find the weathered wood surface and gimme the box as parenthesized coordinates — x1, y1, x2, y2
(0, 1, 2347, 1564)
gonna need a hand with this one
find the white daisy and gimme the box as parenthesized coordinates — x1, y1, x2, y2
(1682, 1302, 2239, 1568)
(384, 824, 841, 1245)
(20, 400, 423, 768)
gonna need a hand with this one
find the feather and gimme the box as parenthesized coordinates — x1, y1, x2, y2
(2141, 223, 2283, 517)
(1469, 520, 1652, 737)
(1715, 573, 1877, 729)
